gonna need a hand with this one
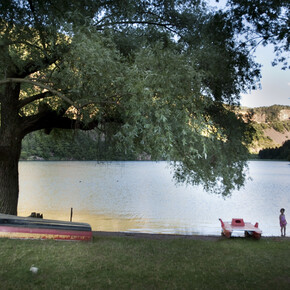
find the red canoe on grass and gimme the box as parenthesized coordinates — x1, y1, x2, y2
(219, 218, 262, 239)
(0, 214, 92, 241)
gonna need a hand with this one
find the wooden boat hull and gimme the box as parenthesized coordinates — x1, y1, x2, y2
(0, 214, 92, 241)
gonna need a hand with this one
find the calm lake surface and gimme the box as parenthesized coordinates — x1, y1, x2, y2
(18, 161, 290, 236)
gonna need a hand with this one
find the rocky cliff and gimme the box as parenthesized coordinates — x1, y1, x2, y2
(239, 105, 290, 153)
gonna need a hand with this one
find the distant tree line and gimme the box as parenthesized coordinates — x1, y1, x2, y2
(20, 130, 138, 161)
(258, 140, 290, 161)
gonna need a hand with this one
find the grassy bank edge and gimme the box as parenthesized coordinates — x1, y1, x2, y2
(1, 234, 290, 289)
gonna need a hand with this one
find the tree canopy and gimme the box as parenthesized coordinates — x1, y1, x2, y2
(0, 0, 266, 214)
(225, 0, 290, 69)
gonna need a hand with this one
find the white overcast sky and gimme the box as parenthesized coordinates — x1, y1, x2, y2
(209, 0, 290, 108)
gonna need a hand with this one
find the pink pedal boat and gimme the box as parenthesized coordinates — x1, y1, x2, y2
(219, 218, 262, 239)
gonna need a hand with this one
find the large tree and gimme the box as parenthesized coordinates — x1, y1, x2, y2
(0, 0, 259, 215)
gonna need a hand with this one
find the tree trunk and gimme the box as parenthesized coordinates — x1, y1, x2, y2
(0, 143, 21, 215)
(0, 82, 22, 215)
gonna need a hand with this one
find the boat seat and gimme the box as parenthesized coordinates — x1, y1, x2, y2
(231, 218, 245, 226)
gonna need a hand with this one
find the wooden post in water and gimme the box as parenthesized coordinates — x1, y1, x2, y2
(70, 207, 73, 222)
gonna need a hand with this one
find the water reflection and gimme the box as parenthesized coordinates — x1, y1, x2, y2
(18, 161, 290, 236)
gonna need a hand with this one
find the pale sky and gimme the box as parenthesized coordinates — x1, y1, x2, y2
(209, 0, 290, 108)
(240, 45, 290, 108)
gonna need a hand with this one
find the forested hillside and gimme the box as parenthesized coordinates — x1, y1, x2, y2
(244, 105, 290, 154)
(20, 105, 290, 161)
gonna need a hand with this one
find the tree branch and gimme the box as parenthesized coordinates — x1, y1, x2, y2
(78, 96, 122, 109)
(95, 20, 177, 34)
(20, 105, 124, 137)
(19, 53, 60, 78)
(20, 110, 99, 137)
(18, 91, 53, 109)
(27, 0, 47, 51)
(0, 78, 77, 109)
(0, 39, 43, 51)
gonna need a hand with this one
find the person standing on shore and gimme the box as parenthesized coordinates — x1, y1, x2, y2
(279, 208, 287, 237)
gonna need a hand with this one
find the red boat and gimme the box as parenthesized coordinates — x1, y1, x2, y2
(219, 218, 262, 239)
(0, 214, 92, 241)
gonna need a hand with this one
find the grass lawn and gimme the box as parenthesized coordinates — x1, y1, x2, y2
(0, 236, 289, 289)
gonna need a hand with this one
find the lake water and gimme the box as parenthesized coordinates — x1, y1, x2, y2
(18, 161, 290, 236)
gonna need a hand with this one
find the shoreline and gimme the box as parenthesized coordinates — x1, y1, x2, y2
(92, 231, 290, 241)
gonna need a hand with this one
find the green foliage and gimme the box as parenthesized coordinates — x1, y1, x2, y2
(245, 122, 275, 152)
(272, 121, 286, 133)
(282, 120, 290, 132)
